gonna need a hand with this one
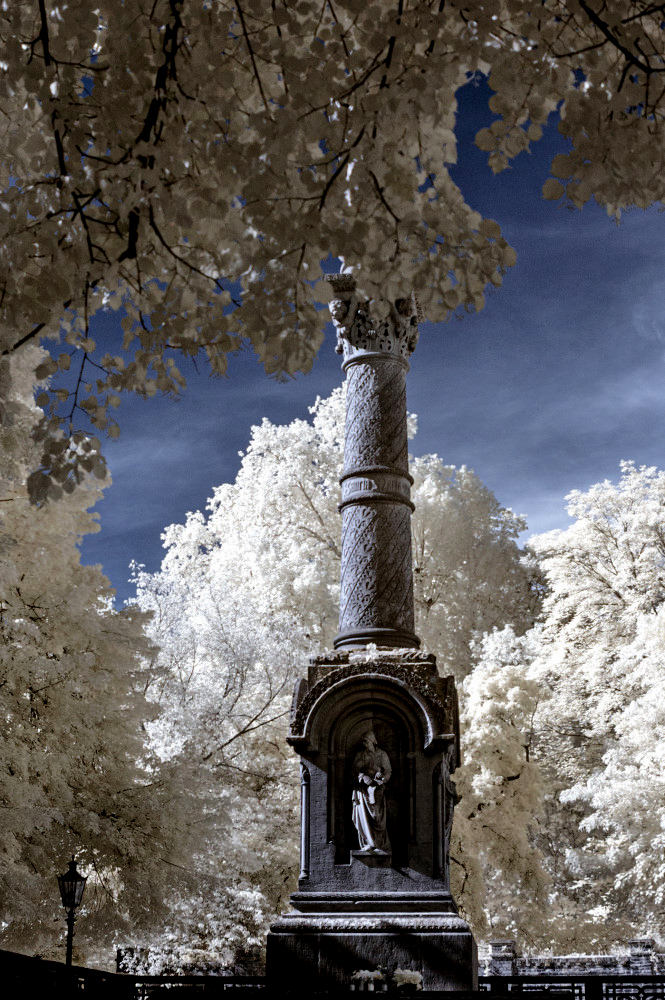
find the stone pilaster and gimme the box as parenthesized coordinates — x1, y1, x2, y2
(629, 939, 655, 975)
(328, 274, 419, 649)
(490, 940, 518, 977)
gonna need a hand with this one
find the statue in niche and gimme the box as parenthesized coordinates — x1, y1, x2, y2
(351, 730, 392, 854)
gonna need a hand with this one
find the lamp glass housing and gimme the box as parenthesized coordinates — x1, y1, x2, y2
(57, 858, 87, 910)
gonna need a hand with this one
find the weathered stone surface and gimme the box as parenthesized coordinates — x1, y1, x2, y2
(343, 360, 410, 472)
(488, 940, 517, 977)
(488, 938, 664, 977)
(268, 649, 475, 991)
(268, 911, 477, 992)
(338, 501, 415, 646)
(627, 938, 657, 976)
(327, 274, 420, 364)
(288, 651, 458, 882)
(289, 650, 459, 755)
(328, 275, 419, 650)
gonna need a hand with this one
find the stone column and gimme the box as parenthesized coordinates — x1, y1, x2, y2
(328, 274, 419, 650)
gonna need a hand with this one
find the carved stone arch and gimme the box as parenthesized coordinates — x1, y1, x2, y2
(293, 668, 443, 754)
(294, 674, 425, 869)
(325, 677, 424, 756)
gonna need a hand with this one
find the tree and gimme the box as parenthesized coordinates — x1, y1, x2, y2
(2, 1, 664, 494)
(454, 625, 549, 946)
(560, 606, 665, 928)
(126, 567, 303, 973)
(525, 462, 665, 940)
(0, 347, 188, 965)
(127, 387, 540, 964)
(410, 456, 541, 679)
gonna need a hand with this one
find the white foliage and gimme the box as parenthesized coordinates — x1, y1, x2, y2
(455, 626, 549, 943)
(525, 462, 665, 941)
(0, 349, 174, 964)
(561, 606, 665, 918)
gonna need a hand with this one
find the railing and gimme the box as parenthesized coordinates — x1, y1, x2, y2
(130, 975, 266, 995)
(3, 951, 665, 996)
(1, 950, 265, 995)
(478, 977, 665, 999)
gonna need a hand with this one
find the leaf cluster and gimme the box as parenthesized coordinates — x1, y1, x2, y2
(3, 2, 663, 493)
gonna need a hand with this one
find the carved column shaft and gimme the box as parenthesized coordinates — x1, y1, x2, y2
(328, 274, 419, 650)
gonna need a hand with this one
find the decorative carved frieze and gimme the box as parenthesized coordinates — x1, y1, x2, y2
(340, 471, 412, 507)
(310, 649, 437, 667)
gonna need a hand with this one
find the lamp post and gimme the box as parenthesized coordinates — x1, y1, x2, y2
(57, 856, 87, 967)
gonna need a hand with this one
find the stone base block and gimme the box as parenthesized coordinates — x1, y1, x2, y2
(266, 912, 477, 992)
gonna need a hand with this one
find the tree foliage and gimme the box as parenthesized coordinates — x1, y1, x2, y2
(471, 462, 665, 949)
(526, 462, 665, 939)
(0, 349, 190, 963)
(454, 626, 549, 945)
(8, 350, 665, 960)
(2, 1, 664, 494)
(127, 565, 303, 973)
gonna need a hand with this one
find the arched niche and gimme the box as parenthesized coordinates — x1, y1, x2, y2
(330, 701, 414, 867)
(303, 675, 430, 869)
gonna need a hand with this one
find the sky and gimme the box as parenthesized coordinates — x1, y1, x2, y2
(77, 80, 665, 606)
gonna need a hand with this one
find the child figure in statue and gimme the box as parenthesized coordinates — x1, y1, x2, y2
(351, 730, 392, 854)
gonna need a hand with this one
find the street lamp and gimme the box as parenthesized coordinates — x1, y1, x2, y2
(57, 856, 87, 967)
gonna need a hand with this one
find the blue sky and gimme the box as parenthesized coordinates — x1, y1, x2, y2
(77, 81, 665, 605)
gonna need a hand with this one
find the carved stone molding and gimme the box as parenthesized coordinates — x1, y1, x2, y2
(288, 660, 458, 755)
(268, 909, 478, 991)
(271, 912, 471, 933)
(299, 763, 310, 881)
(327, 274, 419, 364)
(310, 649, 437, 667)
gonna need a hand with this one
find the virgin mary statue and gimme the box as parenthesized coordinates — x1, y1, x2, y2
(351, 731, 392, 854)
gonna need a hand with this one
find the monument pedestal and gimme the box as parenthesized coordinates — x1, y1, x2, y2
(266, 649, 477, 992)
(268, 910, 476, 992)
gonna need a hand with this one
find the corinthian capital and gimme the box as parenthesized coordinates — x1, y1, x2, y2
(327, 274, 419, 364)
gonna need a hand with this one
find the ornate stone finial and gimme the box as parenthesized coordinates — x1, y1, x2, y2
(327, 274, 419, 365)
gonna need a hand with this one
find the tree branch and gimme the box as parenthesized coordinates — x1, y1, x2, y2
(236, 0, 270, 111)
(578, 0, 662, 76)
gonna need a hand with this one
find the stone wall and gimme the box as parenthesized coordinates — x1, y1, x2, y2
(488, 939, 665, 976)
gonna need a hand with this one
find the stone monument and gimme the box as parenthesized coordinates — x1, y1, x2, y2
(266, 274, 477, 992)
